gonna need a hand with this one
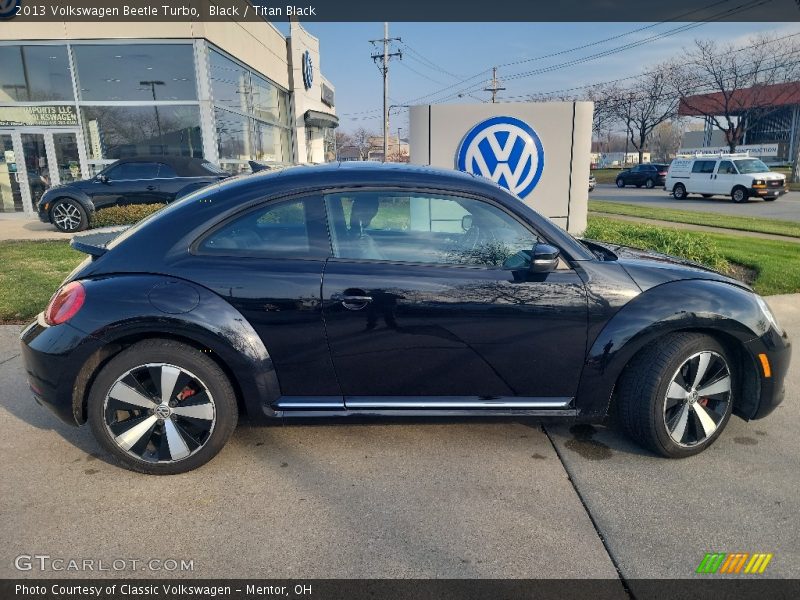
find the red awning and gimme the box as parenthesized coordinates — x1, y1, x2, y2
(678, 81, 800, 116)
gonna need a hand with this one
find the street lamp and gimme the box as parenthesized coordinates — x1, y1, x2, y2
(139, 80, 165, 142)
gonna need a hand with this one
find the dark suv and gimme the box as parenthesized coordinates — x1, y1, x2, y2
(38, 156, 228, 233)
(615, 164, 669, 189)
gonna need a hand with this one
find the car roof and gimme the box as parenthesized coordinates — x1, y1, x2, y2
(111, 155, 213, 177)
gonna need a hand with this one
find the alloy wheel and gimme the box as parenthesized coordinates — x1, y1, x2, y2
(663, 351, 731, 447)
(52, 202, 82, 231)
(103, 363, 216, 463)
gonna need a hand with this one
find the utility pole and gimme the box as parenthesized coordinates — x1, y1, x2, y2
(370, 22, 401, 162)
(484, 67, 505, 104)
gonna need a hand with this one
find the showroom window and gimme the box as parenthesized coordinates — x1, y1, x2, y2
(82, 105, 203, 160)
(0, 45, 73, 102)
(72, 44, 197, 102)
(209, 48, 292, 172)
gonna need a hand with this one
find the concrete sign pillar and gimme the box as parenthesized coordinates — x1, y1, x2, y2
(409, 101, 593, 234)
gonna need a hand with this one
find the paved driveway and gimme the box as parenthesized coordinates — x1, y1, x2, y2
(1, 295, 797, 582)
(591, 184, 800, 222)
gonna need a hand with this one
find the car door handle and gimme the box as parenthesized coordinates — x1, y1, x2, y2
(332, 292, 373, 310)
(146, 185, 157, 191)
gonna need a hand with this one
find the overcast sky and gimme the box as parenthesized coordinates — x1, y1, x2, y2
(278, 21, 798, 135)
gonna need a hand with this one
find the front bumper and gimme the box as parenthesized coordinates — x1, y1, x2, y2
(19, 317, 106, 426)
(749, 186, 787, 199)
(744, 328, 792, 419)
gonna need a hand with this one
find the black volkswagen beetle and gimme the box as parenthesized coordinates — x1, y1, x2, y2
(20, 163, 790, 474)
(38, 156, 228, 233)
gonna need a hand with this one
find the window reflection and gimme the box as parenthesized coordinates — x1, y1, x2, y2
(0, 45, 73, 102)
(73, 44, 197, 101)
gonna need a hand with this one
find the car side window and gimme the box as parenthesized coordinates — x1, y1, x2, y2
(115, 162, 161, 180)
(324, 191, 539, 268)
(717, 160, 736, 175)
(692, 160, 715, 174)
(198, 197, 329, 258)
(157, 163, 178, 178)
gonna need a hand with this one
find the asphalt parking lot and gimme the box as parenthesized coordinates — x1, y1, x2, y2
(1, 295, 797, 583)
(591, 184, 800, 222)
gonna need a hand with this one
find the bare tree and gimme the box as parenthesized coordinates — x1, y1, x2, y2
(351, 127, 376, 160)
(649, 119, 687, 162)
(672, 35, 800, 154)
(585, 84, 621, 152)
(613, 67, 679, 165)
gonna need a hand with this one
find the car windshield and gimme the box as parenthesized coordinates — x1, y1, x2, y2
(733, 159, 770, 174)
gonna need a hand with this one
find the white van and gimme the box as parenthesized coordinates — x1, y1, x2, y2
(665, 153, 787, 203)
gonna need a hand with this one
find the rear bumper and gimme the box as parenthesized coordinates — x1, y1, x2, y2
(745, 328, 792, 420)
(19, 317, 105, 426)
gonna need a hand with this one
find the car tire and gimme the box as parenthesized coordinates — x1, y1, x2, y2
(764, 197, 777, 202)
(616, 178, 625, 188)
(88, 339, 238, 475)
(50, 198, 88, 233)
(672, 183, 687, 199)
(645, 178, 655, 189)
(617, 333, 734, 458)
(731, 186, 749, 203)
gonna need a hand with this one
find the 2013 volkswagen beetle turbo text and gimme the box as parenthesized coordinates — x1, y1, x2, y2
(20, 163, 791, 474)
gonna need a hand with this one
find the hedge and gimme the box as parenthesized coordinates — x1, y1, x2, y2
(90, 203, 166, 228)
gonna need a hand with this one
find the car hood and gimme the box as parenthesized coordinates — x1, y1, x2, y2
(585, 239, 750, 292)
(752, 172, 785, 180)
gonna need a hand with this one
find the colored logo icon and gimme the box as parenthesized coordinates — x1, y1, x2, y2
(456, 116, 545, 197)
(302, 50, 314, 90)
(696, 552, 773, 574)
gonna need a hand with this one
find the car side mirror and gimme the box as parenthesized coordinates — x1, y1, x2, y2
(530, 243, 560, 273)
(98, 174, 109, 184)
(461, 214, 473, 231)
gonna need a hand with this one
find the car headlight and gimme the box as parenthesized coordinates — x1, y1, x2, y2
(755, 294, 783, 334)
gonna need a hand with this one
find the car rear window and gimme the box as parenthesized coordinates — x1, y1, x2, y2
(691, 161, 715, 174)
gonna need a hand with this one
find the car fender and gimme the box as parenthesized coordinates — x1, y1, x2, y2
(42, 189, 95, 218)
(575, 279, 767, 419)
(68, 274, 280, 421)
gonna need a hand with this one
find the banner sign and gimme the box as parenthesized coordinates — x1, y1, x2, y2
(0, 105, 78, 127)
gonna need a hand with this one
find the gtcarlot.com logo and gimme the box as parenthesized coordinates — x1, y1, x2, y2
(696, 552, 773, 574)
(14, 554, 194, 572)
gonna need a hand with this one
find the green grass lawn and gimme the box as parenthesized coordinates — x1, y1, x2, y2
(586, 216, 800, 296)
(590, 168, 623, 184)
(589, 200, 800, 238)
(0, 241, 84, 323)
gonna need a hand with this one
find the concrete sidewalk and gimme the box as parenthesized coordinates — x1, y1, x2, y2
(0, 214, 68, 241)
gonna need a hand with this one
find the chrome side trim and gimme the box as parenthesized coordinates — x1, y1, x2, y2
(344, 396, 572, 409)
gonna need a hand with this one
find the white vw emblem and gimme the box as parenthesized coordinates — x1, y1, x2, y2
(456, 116, 545, 197)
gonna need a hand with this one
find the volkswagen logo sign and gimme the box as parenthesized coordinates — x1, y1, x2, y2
(456, 116, 545, 197)
(0, 0, 19, 19)
(302, 50, 314, 91)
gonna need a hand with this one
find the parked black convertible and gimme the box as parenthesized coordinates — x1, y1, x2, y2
(38, 156, 228, 232)
(21, 163, 790, 474)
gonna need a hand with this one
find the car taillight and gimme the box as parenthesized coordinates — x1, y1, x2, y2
(44, 281, 85, 326)
(658, 171, 667, 176)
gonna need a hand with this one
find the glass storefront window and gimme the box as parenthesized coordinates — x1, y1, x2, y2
(253, 120, 291, 163)
(215, 108, 251, 165)
(251, 74, 283, 125)
(323, 127, 336, 162)
(81, 105, 203, 160)
(0, 45, 73, 102)
(209, 51, 250, 114)
(73, 44, 197, 102)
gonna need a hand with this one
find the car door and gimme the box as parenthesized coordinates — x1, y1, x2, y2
(153, 161, 181, 203)
(321, 189, 588, 407)
(627, 165, 641, 185)
(92, 161, 162, 207)
(713, 160, 737, 196)
(182, 195, 340, 399)
(690, 160, 716, 194)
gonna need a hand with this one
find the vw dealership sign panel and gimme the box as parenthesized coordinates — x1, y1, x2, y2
(410, 102, 592, 234)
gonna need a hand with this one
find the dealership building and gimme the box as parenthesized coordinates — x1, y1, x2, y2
(0, 18, 338, 215)
(678, 81, 799, 163)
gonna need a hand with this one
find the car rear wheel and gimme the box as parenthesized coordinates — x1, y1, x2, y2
(88, 339, 238, 474)
(645, 178, 655, 189)
(672, 183, 687, 199)
(732, 187, 749, 203)
(616, 178, 625, 188)
(617, 333, 733, 458)
(51, 198, 88, 233)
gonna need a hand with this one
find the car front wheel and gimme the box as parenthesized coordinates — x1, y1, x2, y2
(88, 339, 238, 474)
(616, 178, 625, 188)
(732, 187, 749, 203)
(617, 333, 733, 458)
(51, 198, 88, 232)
